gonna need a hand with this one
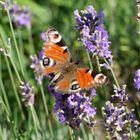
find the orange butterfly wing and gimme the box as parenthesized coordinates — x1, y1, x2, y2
(43, 42, 70, 63)
(76, 68, 108, 90)
(41, 27, 70, 76)
(76, 68, 94, 90)
(55, 76, 71, 93)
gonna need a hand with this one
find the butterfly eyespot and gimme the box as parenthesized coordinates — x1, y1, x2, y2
(42, 57, 50, 66)
(42, 56, 56, 67)
(94, 73, 108, 85)
(71, 84, 80, 90)
(69, 80, 81, 93)
(49, 31, 62, 43)
(53, 33, 59, 39)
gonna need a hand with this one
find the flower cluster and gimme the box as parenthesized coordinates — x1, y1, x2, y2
(30, 55, 43, 85)
(134, 69, 140, 93)
(52, 88, 96, 129)
(20, 82, 35, 106)
(0, 0, 11, 10)
(74, 6, 112, 63)
(9, 3, 31, 29)
(112, 85, 129, 104)
(102, 85, 140, 139)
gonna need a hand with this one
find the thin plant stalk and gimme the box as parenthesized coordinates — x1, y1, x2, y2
(69, 127, 75, 140)
(17, 28, 28, 81)
(0, 56, 10, 117)
(6, 9, 24, 77)
(86, 50, 96, 139)
(95, 55, 107, 95)
(81, 125, 88, 140)
(0, 95, 10, 117)
(27, 27, 35, 54)
(30, 105, 41, 138)
(95, 55, 101, 72)
(87, 117, 95, 140)
(0, 31, 22, 82)
(103, 58, 120, 88)
(40, 85, 54, 138)
(0, 32, 24, 116)
(9, 56, 22, 82)
(4, 56, 25, 119)
(0, 79, 11, 114)
(86, 50, 93, 70)
(1, 16, 42, 137)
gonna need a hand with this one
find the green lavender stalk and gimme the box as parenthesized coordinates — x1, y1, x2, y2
(0, 55, 10, 117)
(40, 85, 54, 138)
(27, 27, 35, 54)
(69, 127, 75, 140)
(17, 28, 28, 80)
(0, 79, 11, 114)
(30, 105, 41, 138)
(86, 50, 93, 70)
(6, 8, 42, 137)
(103, 58, 120, 88)
(6, 9, 24, 77)
(0, 31, 24, 116)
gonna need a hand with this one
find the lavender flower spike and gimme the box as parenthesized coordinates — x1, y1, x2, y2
(20, 82, 35, 106)
(40, 32, 47, 42)
(74, 5, 112, 64)
(0, 0, 11, 10)
(30, 55, 44, 85)
(9, 3, 31, 29)
(102, 85, 140, 139)
(52, 88, 96, 129)
(134, 69, 140, 92)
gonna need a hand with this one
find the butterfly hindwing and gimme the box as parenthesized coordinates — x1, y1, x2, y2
(53, 75, 81, 93)
(76, 68, 108, 90)
(76, 68, 94, 90)
(54, 75, 71, 93)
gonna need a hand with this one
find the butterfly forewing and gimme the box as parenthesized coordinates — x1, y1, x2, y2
(42, 28, 71, 77)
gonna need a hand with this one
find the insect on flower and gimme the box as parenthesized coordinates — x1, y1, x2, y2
(40, 27, 108, 93)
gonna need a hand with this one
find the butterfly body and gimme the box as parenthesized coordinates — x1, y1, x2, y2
(41, 27, 107, 93)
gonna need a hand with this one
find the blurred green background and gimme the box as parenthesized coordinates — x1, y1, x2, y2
(0, 0, 140, 139)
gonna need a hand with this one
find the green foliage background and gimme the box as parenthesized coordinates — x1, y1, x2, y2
(0, 0, 140, 139)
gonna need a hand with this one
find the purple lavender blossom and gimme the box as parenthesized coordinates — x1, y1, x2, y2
(112, 85, 129, 104)
(9, 3, 31, 29)
(20, 82, 35, 106)
(134, 69, 140, 92)
(30, 55, 44, 85)
(52, 88, 96, 129)
(102, 85, 140, 139)
(0, 0, 11, 9)
(74, 5, 112, 63)
(40, 32, 47, 42)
